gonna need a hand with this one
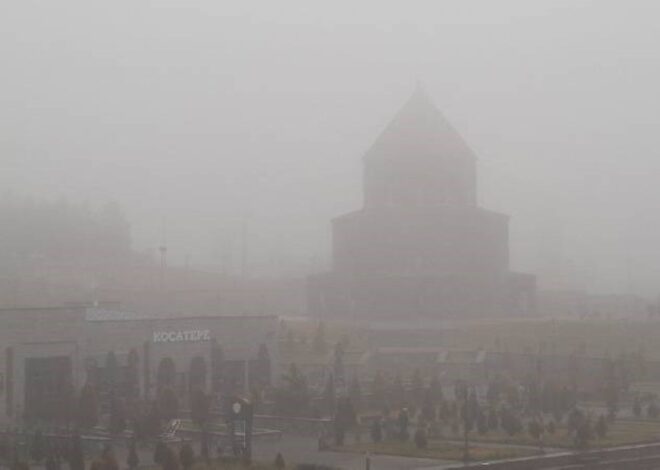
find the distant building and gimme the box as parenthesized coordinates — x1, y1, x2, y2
(586, 293, 650, 318)
(308, 87, 535, 319)
(537, 290, 651, 318)
(363, 346, 646, 397)
(536, 289, 589, 317)
(279, 347, 370, 392)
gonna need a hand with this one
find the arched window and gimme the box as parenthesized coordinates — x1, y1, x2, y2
(156, 357, 176, 391)
(189, 356, 207, 393)
(210, 341, 224, 394)
(126, 349, 139, 398)
(256, 344, 272, 387)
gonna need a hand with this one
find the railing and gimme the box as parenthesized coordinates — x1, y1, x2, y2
(158, 419, 181, 442)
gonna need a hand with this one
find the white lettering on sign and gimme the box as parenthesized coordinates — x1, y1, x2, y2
(152, 329, 211, 343)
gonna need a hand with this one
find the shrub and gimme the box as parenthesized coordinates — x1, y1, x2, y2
(414, 427, 428, 449)
(179, 444, 194, 470)
(274, 452, 286, 469)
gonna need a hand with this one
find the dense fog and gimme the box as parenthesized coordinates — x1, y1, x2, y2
(3, 0, 660, 296)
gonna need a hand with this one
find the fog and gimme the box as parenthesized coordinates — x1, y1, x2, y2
(2, 0, 660, 296)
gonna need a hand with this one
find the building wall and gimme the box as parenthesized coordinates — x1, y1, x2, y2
(333, 207, 509, 277)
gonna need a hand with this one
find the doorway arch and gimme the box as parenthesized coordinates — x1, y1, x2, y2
(189, 356, 207, 393)
(156, 357, 176, 391)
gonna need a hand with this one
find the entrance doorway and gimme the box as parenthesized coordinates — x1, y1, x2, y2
(24, 356, 73, 423)
(189, 356, 207, 393)
(156, 357, 176, 391)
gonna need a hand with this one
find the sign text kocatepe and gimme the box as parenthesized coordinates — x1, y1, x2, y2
(152, 329, 211, 343)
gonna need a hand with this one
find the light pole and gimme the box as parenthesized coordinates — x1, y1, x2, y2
(159, 244, 167, 289)
(244, 358, 250, 397)
(463, 409, 470, 464)
(461, 384, 472, 464)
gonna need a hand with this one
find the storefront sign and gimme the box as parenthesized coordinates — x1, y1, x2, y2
(153, 329, 211, 343)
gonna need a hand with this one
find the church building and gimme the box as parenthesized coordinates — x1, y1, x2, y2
(308, 87, 535, 320)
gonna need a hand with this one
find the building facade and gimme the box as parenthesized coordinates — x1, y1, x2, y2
(308, 87, 535, 319)
(0, 306, 279, 426)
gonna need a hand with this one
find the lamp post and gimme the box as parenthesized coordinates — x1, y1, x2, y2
(228, 397, 253, 462)
(462, 407, 470, 464)
(460, 383, 473, 464)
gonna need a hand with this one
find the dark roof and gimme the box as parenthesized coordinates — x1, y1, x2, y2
(364, 85, 476, 163)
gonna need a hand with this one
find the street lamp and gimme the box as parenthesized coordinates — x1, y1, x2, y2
(460, 383, 477, 464)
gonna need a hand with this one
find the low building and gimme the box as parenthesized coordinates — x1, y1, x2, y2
(0, 306, 279, 426)
(437, 349, 487, 384)
(537, 289, 589, 317)
(368, 347, 445, 379)
(279, 347, 371, 392)
(586, 294, 650, 318)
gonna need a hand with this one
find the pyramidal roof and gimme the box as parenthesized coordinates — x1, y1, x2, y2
(364, 85, 476, 162)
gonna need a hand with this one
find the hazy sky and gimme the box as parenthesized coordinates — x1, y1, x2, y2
(2, 1, 660, 296)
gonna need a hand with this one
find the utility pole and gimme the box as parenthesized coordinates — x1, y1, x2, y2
(159, 244, 167, 289)
(159, 216, 168, 289)
(241, 218, 248, 279)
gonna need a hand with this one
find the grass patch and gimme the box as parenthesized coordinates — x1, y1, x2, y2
(141, 459, 297, 470)
(179, 420, 228, 433)
(337, 440, 537, 462)
(462, 419, 660, 449)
